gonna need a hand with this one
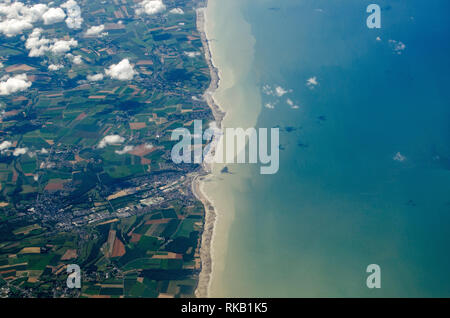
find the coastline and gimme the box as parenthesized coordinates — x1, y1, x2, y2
(194, 2, 225, 298)
(193, 0, 260, 297)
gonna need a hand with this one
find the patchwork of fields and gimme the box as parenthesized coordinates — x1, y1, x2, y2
(0, 0, 211, 297)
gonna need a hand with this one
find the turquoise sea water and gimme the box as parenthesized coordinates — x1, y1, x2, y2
(209, 0, 450, 297)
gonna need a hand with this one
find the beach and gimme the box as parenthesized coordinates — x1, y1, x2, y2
(193, 0, 261, 297)
(193, 3, 222, 298)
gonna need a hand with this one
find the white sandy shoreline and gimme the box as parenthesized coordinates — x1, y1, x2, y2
(193, 0, 260, 297)
(193, 1, 226, 298)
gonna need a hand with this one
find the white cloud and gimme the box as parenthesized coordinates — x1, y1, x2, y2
(0, 74, 32, 95)
(0, 2, 48, 37)
(0, 3, 72, 36)
(262, 84, 274, 96)
(306, 76, 318, 89)
(17, 3, 48, 22)
(61, 0, 83, 29)
(99, 135, 125, 148)
(105, 59, 137, 81)
(262, 85, 298, 109)
(42, 7, 66, 25)
(0, 141, 12, 151)
(376, 36, 382, 42)
(13, 147, 28, 156)
(191, 96, 203, 101)
(0, 2, 81, 36)
(263, 85, 293, 97)
(389, 40, 406, 55)
(25, 28, 50, 57)
(65, 53, 82, 64)
(136, 0, 166, 15)
(170, 8, 184, 15)
(393, 152, 406, 162)
(115, 145, 134, 155)
(286, 98, 300, 109)
(184, 51, 200, 58)
(85, 24, 105, 36)
(51, 39, 78, 55)
(87, 74, 104, 81)
(48, 64, 63, 71)
(72, 55, 83, 64)
(25, 28, 77, 57)
(0, 3, 48, 21)
(0, 18, 33, 37)
(275, 86, 289, 97)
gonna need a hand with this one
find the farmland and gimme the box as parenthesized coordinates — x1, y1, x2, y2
(0, 0, 211, 298)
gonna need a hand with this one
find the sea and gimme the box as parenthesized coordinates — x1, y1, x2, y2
(203, 0, 450, 297)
